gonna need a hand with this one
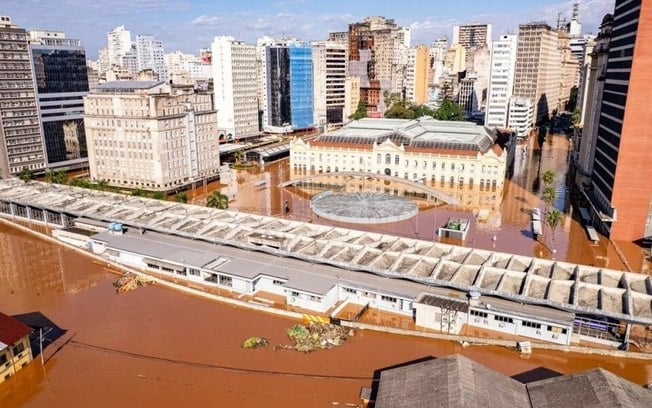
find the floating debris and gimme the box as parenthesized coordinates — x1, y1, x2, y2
(241, 337, 270, 349)
(279, 323, 353, 353)
(113, 272, 153, 294)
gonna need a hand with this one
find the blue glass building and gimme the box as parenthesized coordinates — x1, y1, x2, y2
(265, 42, 313, 131)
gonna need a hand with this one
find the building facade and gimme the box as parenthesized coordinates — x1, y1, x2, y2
(106, 25, 131, 69)
(453, 23, 492, 50)
(485, 35, 518, 129)
(211, 36, 259, 141)
(0, 16, 46, 177)
(290, 117, 510, 191)
(84, 81, 219, 191)
(507, 97, 534, 138)
(404, 45, 429, 104)
(135, 34, 167, 81)
(587, 0, 652, 241)
(29, 30, 89, 169)
(263, 41, 314, 133)
(575, 14, 612, 187)
(513, 23, 562, 123)
(0, 312, 33, 383)
(312, 41, 347, 128)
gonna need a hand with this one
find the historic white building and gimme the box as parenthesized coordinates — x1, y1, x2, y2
(290, 117, 511, 190)
(84, 81, 219, 191)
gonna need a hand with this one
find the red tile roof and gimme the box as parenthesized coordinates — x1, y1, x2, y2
(0, 312, 32, 346)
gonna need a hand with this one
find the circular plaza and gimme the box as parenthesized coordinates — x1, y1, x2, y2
(310, 192, 418, 224)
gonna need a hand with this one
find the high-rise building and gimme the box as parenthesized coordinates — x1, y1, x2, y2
(485, 35, 518, 129)
(136, 34, 167, 81)
(558, 32, 580, 111)
(513, 22, 562, 123)
(453, 23, 492, 50)
(404, 45, 429, 104)
(587, 0, 652, 241)
(444, 43, 466, 74)
(507, 96, 534, 138)
(344, 16, 410, 115)
(29, 29, 89, 168)
(211, 36, 259, 141)
(0, 16, 46, 177)
(106, 25, 131, 68)
(262, 40, 314, 133)
(84, 81, 219, 191)
(344, 76, 361, 119)
(312, 41, 347, 127)
(575, 14, 612, 189)
(465, 46, 491, 112)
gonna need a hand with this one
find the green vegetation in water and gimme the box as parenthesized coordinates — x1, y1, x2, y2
(241, 337, 270, 349)
(280, 323, 353, 353)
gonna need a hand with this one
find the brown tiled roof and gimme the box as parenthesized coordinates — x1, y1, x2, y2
(0, 312, 32, 346)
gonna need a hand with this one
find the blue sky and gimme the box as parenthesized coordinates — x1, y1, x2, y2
(3, 0, 614, 59)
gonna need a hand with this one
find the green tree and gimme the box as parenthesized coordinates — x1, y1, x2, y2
(542, 169, 555, 187)
(174, 192, 189, 203)
(96, 179, 109, 191)
(131, 188, 145, 197)
(18, 166, 33, 183)
(542, 185, 557, 211)
(53, 169, 68, 185)
(206, 191, 229, 209)
(384, 102, 415, 119)
(434, 100, 464, 121)
(546, 208, 564, 243)
(571, 107, 581, 126)
(151, 191, 166, 200)
(413, 104, 435, 118)
(351, 100, 368, 120)
(45, 168, 55, 183)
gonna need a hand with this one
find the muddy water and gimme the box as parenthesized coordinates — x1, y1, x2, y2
(221, 134, 650, 272)
(0, 223, 651, 407)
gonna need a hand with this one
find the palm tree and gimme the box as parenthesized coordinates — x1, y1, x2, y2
(53, 169, 68, 184)
(542, 169, 555, 187)
(542, 185, 557, 211)
(206, 191, 229, 209)
(546, 209, 564, 244)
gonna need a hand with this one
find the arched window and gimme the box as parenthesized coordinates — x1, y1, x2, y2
(377, 154, 381, 165)
(385, 153, 391, 165)
(395, 155, 400, 165)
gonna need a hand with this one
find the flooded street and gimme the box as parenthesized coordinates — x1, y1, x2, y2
(1, 223, 651, 407)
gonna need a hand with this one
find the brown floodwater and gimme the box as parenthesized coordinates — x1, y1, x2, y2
(220, 134, 650, 273)
(1, 223, 651, 407)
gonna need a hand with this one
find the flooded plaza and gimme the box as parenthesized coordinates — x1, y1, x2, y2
(1, 222, 651, 407)
(221, 133, 651, 273)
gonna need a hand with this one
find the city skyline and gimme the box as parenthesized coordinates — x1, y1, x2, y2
(3, 0, 614, 59)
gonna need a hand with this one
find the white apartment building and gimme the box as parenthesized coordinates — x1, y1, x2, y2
(211, 36, 259, 141)
(290, 117, 509, 190)
(136, 34, 167, 81)
(312, 41, 347, 127)
(507, 97, 534, 138)
(107, 25, 131, 68)
(84, 81, 219, 191)
(485, 35, 518, 128)
(165, 51, 211, 80)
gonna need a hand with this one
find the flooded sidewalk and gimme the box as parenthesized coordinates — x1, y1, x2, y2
(1, 223, 651, 407)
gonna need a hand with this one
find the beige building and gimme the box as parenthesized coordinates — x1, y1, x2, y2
(84, 81, 219, 191)
(444, 43, 466, 74)
(558, 32, 579, 112)
(0, 312, 33, 383)
(290, 117, 510, 193)
(0, 16, 46, 177)
(405, 45, 429, 104)
(344, 76, 361, 119)
(513, 23, 562, 123)
(312, 41, 347, 127)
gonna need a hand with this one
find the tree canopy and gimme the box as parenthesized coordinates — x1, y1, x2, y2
(206, 191, 229, 209)
(433, 100, 464, 121)
(350, 100, 368, 120)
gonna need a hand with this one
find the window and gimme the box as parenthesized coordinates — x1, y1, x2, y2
(12, 342, 25, 356)
(521, 320, 541, 329)
(308, 295, 321, 302)
(377, 154, 381, 164)
(470, 310, 488, 318)
(385, 153, 391, 165)
(394, 155, 400, 165)
(188, 268, 200, 277)
(0, 353, 7, 366)
(381, 295, 397, 303)
(441, 162, 446, 170)
(451, 163, 455, 171)
(494, 315, 513, 323)
(219, 275, 233, 287)
(343, 287, 356, 294)
(273, 279, 284, 286)
(289, 291, 300, 297)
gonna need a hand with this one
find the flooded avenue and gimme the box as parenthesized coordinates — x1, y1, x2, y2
(1, 222, 651, 407)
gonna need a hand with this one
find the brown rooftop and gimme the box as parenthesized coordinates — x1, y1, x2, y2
(0, 312, 32, 347)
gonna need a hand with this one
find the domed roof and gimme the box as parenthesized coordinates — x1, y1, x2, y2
(601, 13, 613, 25)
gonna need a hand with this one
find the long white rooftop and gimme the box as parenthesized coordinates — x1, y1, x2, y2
(1, 178, 651, 325)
